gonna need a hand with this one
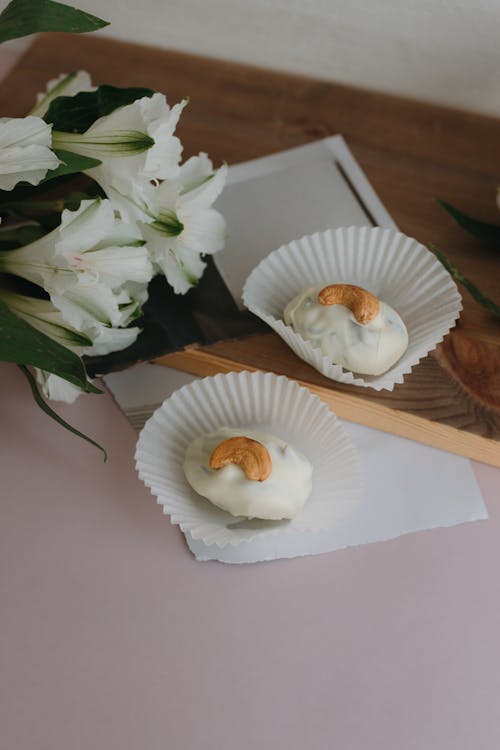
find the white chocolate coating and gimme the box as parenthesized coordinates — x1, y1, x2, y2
(284, 284, 409, 376)
(183, 427, 313, 520)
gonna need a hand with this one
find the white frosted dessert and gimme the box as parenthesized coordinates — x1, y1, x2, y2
(284, 283, 409, 376)
(183, 426, 313, 520)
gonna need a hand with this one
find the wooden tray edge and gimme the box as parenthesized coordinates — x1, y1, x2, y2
(155, 349, 500, 469)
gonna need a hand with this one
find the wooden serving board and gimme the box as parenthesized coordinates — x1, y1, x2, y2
(2, 34, 500, 467)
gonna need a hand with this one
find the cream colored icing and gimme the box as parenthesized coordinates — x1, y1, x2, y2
(183, 426, 313, 520)
(284, 284, 409, 376)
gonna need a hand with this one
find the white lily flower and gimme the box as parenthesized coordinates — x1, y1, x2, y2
(0, 199, 153, 294)
(35, 311, 143, 401)
(36, 371, 87, 404)
(0, 287, 90, 404)
(0, 286, 141, 402)
(33, 320, 142, 405)
(138, 154, 227, 293)
(84, 322, 141, 356)
(55, 199, 153, 289)
(0, 116, 60, 191)
(52, 93, 187, 194)
(51, 280, 142, 332)
(0, 288, 91, 351)
(104, 179, 153, 224)
(31, 70, 94, 118)
(0, 283, 141, 353)
(139, 230, 206, 294)
(0, 199, 153, 327)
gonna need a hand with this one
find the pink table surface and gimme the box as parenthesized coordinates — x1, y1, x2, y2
(1, 360, 499, 750)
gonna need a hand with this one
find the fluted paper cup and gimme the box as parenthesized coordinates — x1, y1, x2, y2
(135, 371, 361, 548)
(242, 226, 462, 391)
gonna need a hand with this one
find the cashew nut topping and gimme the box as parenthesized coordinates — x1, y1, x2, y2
(284, 283, 408, 375)
(209, 436, 272, 482)
(317, 283, 380, 325)
(184, 428, 313, 519)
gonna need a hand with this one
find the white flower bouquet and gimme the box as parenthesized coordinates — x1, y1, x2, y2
(0, 0, 227, 456)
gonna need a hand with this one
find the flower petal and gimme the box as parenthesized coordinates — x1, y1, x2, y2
(56, 199, 115, 257)
(0, 144, 60, 190)
(141, 222, 204, 294)
(94, 180, 153, 223)
(178, 152, 214, 188)
(84, 323, 140, 356)
(146, 179, 179, 215)
(0, 116, 59, 189)
(0, 116, 53, 148)
(36, 370, 86, 403)
(74, 245, 153, 287)
(32, 71, 94, 117)
(177, 207, 226, 255)
(51, 282, 132, 329)
(180, 162, 227, 212)
(175, 244, 207, 283)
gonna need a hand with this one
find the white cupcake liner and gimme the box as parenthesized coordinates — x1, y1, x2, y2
(242, 226, 463, 391)
(135, 371, 361, 548)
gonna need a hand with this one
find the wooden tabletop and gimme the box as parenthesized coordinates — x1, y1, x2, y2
(2, 33, 500, 464)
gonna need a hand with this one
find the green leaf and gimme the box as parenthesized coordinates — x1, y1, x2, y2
(429, 244, 500, 318)
(0, 0, 108, 43)
(0, 171, 99, 212)
(45, 85, 155, 133)
(0, 298, 102, 391)
(18, 365, 107, 461)
(0, 180, 56, 209)
(41, 149, 102, 182)
(0, 288, 93, 348)
(0, 224, 47, 248)
(437, 200, 500, 250)
(0, 0, 108, 42)
(0, 192, 91, 233)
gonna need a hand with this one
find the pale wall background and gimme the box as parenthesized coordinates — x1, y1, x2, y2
(75, 1, 499, 116)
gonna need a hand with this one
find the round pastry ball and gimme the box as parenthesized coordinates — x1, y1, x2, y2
(284, 283, 408, 376)
(183, 426, 313, 520)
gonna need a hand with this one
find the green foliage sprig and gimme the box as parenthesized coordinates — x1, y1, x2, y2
(431, 197, 500, 320)
(0, 0, 108, 43)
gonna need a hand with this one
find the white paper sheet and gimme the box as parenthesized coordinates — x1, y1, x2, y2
(103, 138, 487, 562)
(214, 136, 396, 306)
(105, 363, 488, 563)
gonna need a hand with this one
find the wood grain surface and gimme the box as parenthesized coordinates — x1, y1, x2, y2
(2, 34, 499, 466)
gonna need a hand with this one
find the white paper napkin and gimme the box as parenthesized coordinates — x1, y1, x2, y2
(213, 136, 396, 307)
(105, 364, 488, 563)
